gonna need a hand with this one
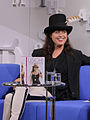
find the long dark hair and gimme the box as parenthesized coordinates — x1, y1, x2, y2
(42, 33, 74, 60)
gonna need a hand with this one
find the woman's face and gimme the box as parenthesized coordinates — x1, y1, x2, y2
(51, 30, 67, 47)
(34, 67, 38, 71)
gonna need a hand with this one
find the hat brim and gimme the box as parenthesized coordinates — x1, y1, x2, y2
(44, 25, 73, 35)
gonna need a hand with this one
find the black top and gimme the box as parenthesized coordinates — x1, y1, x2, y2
(47, 50, 68, 83)
(32, 74, 40, 84)
(46, 50, 72, 100)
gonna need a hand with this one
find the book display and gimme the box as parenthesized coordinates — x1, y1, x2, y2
(20, 56, 45, 85)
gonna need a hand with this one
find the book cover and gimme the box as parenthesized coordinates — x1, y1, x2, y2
(20, 56, 45, 85)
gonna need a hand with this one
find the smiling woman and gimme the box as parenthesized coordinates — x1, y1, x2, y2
(30, 63, 42, 84)
(33, 13, 90, 101)
(3, 13, 90, 120)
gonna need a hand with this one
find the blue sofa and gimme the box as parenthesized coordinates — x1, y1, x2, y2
(0, 64, 90, 120)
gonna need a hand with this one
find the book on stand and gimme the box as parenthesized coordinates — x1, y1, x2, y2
(20, 56, 45, 85)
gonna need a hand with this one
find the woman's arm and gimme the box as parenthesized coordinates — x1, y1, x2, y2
(73, 49, 90, 65)
(39, 72, 43, 78)
(81, 53, 90, 65)
(14, 78, 20, 82)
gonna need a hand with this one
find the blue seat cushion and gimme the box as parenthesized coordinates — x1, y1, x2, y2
(36, 100, 90, 120)
(20, 101, 44, 120)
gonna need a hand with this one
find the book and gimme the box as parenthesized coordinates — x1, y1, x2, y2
(20, 56, 53, 97)
(20, 56, 45, 85)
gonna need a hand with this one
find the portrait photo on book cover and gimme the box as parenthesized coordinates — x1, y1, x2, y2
(20, 56, 45, 85)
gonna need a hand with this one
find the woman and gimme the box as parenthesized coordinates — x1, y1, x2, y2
(3, 13, 90, 120)
(30, 63, 42, 84)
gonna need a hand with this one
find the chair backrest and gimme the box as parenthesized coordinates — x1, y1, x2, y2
(0, 64, 20, 99)
(79, 65, 90, 100)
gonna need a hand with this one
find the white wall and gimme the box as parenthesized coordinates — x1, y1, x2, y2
(0, 0, 90, 64)
(64, 0, 90, 56)
(0, 0, 48, 61)
(0, 0, 34, 63)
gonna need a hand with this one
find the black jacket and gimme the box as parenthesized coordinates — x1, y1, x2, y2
(32, 48, 90, 99)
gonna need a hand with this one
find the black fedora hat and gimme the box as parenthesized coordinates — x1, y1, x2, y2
(44, 14, 73, 35)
